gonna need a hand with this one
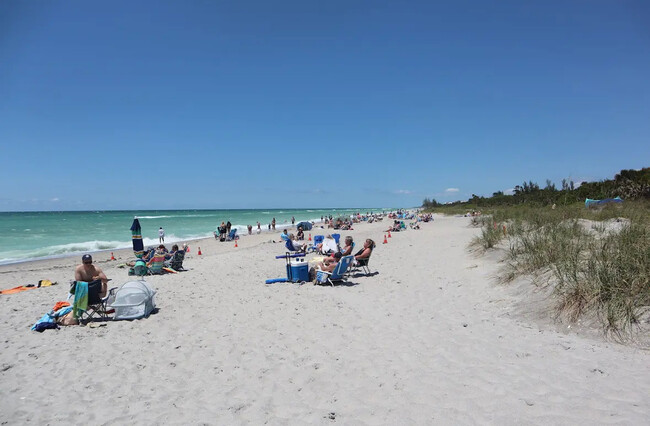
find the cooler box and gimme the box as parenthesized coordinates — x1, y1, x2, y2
(286, 258, 309, 282)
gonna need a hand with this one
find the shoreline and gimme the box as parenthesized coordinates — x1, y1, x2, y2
(0, 221, 316, 269)
(0, 208, 391, 266)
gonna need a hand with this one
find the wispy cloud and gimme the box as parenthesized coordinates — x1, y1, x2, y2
(394, 189, 414, 195)
(293, 188, 331, 195)
(445, 188, 459, 193)
(50, 197, 60, 202)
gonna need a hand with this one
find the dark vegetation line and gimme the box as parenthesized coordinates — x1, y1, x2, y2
(422, 168, 650, 210)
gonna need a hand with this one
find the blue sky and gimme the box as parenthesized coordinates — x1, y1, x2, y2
(1, 0, 648, 211)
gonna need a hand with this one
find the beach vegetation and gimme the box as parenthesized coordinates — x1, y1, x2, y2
(428, 168, 650, 335)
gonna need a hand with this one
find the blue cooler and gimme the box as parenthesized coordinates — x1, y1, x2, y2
(286, 258, 309, 282)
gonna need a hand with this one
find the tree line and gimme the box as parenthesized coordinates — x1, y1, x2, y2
(422, 168, 650, 209)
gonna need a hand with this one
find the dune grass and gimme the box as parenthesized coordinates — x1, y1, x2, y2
(468, 201, 650, 334)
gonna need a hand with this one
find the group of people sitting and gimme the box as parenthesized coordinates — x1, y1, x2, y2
(310, 237, 376, 282)
(386, 220, 406, 233)
(326, 218, 354, 230)
(214, 221, 236, 242)
(135, 243, 186, 274)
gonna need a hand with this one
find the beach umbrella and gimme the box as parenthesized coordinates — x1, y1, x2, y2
(130, 218, 144, 257)
(296, 221, 313, 231)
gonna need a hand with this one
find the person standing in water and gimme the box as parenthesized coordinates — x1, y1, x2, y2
(272, 218, 276, 231)
(257, 222, 261, 234)
(158, 227, 165, 243)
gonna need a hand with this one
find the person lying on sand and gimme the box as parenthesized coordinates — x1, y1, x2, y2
(74, 254, 109, 298)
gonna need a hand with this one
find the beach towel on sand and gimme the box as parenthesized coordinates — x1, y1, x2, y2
(0, 286, 35, 295)
(72, 281, 89, 318)
(31, 306, 73, 332)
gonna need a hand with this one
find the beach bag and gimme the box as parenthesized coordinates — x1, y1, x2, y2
(315, 270, 328, 284)
(134, 260, 148, 276)
(110, 281, 156, 320)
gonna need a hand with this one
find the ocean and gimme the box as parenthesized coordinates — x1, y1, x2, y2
(0, 208, 386, 265)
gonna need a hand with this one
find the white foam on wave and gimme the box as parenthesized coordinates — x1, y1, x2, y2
(136, 215, 172, 219)
(138, 214, 219, 220)
(0, 232, 219, 265)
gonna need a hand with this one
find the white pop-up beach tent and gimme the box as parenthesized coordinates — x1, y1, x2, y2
(110, 280, 157, 320)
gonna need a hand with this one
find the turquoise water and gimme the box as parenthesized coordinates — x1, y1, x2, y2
(0, 208, 385, 265)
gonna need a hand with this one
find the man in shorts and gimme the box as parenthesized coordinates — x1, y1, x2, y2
(74, 254, 109, 297)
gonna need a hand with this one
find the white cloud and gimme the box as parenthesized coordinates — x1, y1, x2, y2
(504, 188, 515, 195)
(394, 189, 414, 195)
(50, 197, 60, 202)
(445, 188, 459, 193)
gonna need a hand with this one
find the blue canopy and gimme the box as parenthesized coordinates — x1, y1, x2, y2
(585, 197, 623, 208)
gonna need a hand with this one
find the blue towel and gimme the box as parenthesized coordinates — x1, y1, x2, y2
(73, 281, 89, 318)
(31, 306, 73, 331)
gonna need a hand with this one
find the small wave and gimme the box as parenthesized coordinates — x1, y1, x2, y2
(136, 215, 173, 219)
(138, 214, 218, 220)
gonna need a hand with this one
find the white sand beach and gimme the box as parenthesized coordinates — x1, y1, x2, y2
(1, 216, 648, 424)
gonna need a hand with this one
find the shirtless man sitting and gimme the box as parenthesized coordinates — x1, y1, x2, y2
(74, 254, 109, 297)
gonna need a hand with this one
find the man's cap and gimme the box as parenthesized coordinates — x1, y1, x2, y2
(82, 254, 92, 262)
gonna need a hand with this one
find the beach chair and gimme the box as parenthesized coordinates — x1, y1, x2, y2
(170, 250, 185, 271)
(352, 252, 373, 275)
(227, 229, 238, 241)
(331, 233, 341, 245)
(318, 255, 354, 286)
(147, 254, 166, 275)
(285, 239, 306, 253)
(310, 235, 324, 252)
(69, 280, 117, 324)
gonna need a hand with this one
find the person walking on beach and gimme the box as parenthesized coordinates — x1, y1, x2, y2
(291, 216, 295, 225)
(257, 221, 261, 234)
(272, 218, 276, 231)
(247, 224, 253, 235)
(226, 221, 232, 234)
(158, 227, 165, 243)
(74, 254, 109, 297)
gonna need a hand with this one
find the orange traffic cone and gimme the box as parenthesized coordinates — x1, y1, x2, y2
(110, 252, 116, 261)
(388, 230, 392, 238)
(383, 235, 388, 244)
(198, 247, 202, 256)
(308, 234, 312, 241)
(234, 239, 238, 248)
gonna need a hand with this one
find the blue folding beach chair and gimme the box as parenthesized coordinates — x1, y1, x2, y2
(318, 255, 354, 286)
(331, 233, 341, 245)
(310, 235, 324, 252)
(227, 229, 238, 241)
(285, 239, 305, 253)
